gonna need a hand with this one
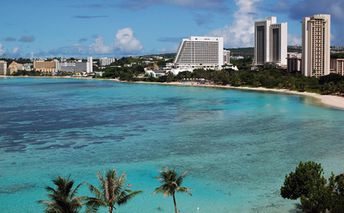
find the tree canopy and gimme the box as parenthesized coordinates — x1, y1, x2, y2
(281, 161, 344, 213)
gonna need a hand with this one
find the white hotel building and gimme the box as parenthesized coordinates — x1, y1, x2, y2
(59, 57, 93, 73)
(302, 14, 331, 77)
(0, 61, 7, 76)
(174, 36, 224, 71)
(99, 57, 117, 67)
(254, 17, 288, 67)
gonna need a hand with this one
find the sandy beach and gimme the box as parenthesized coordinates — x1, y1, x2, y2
(130, 81, 344, 110)
(2, 75, 344, 110)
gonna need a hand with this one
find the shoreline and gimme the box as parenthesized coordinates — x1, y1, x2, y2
(2, 75, 344, 110)
(130, 81, 344, 110)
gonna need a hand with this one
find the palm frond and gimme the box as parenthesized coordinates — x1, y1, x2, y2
(88, 183, 103, 199)
(154, 186, 165, 194)
(38, 200, 54, 205)
(85, 197, 106, 208)
(39, 176, 82, 213)
(155, 168, 191, 196)
(85, 197, 105, 213)
(177, 186, 192, 196)
(70, 182, 84, 198)
(113, 173, 126, 198)
(97, 171, 107, 197)
(45, 186, 57, 194)
(105, 170, 115, 201)
(86, 168, 141, 212)
(176, 171, 188, 186)
(85, 204, 99, 213)
(117, 190, 142, 205)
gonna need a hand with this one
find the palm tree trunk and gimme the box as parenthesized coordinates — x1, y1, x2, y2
(109, 206, 113, 213)
(173, 193, 178, 213)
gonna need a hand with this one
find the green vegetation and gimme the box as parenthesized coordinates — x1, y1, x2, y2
(281, 161, 344, 213)
(36, 163, 344, 213)
(4, 54, 344, 96)
(227, 47, 254, 57)
(154, 168, 191, 213)
(108, 57, 143, 67)
(230, 57, 253, 70)
(288, 45, 302, 53)
(102, 65, 144, 81)
(97, 55, 344, 96)
(162, 69, 344, 96)
(0, 58, 32, 64)
(99, 64, 344, 96)
(332, 53, 344, 59)
(40, 168, 191, 213)
(55, 71, 75, 77)
(39, 176, 84, 213)
(85, 169, 141, 213)
(11, 70, 49, 76)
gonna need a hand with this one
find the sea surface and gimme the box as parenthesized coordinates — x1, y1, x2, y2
(1, 77, 344, 213)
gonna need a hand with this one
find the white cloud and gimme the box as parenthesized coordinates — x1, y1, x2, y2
(210, 0, 260, 47)
(89, 36, 113, 54)
(5, 28, 143, 57)
(114, 28, 143, 53)
(0, 43, 5, 56)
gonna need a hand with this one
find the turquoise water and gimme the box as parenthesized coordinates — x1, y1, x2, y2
(1, 77, 344, 213)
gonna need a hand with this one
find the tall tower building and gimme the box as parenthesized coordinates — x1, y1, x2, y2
(254, 17, 288, 67)
(302, 14, 331, 77)
(0, 61, 7, 76)
(87, 57, 93, 73)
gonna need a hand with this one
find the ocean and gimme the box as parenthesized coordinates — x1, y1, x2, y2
(1, 77, 344, 212)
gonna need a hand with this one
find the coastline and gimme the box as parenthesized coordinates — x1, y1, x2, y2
(2, 75, 344, 110)
(120, 80, 344, 110)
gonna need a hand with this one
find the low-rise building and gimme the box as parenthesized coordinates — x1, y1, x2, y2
(287, 53, 302, 73)
(0, 60, 7, 75)
(23, 63, 33, 71)
(34, 60, 58, 73)
(231, 56, 244, 60)
(8, 61, 24, 74)
(145, 69, 166, 78)
(330, 58, 344, 76)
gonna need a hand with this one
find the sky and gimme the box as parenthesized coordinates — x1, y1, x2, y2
(0, 0, 343, 58)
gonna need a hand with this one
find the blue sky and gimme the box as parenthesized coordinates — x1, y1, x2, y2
(0, 0, 343, 58)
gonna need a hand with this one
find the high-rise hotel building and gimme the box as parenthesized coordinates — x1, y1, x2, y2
(254, 17, 288, 67)
(0, 60, 7, 75)
(174, 36, 224, 70)
(302, 14, 331, 77)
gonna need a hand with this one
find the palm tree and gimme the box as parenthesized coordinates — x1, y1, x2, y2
(154, 168, 191, 213)
(39, 176, 83, 213)
(85, 169, 142, 213)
